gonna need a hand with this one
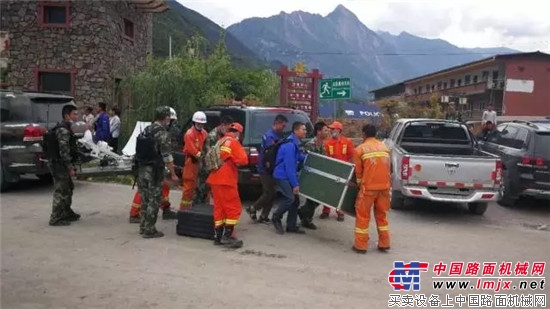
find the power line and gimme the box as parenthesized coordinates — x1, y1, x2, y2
(280, 50, 548, 56)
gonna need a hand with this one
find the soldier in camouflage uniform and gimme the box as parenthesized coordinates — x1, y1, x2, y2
(297, 121, 329, 230)
(48, 104, 81, 226)
(136, 106, 179, 238)
(193, 115, 234, 205)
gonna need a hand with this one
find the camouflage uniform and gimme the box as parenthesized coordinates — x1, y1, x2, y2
(48, 122, 79, 226)
(193, 127, 222, 204)
(297, 137, 326, 226)
(137, 122, 173, 237)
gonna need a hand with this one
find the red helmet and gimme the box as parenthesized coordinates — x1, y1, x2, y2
(230, 122, 243, 133)
(329, 121, 343, 131)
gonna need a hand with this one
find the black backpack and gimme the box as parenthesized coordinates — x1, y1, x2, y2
(262, 138, 292, 175)
(43, 122, 70, 160)
(135, 124, 165, 166)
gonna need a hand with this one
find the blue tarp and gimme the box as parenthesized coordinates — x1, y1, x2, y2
(318, 102, 382, 119)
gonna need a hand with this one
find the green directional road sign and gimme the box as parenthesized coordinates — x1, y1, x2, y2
(319, 78, 351, 100)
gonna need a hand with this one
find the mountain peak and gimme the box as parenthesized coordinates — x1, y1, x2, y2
(328, 4, 356, 18)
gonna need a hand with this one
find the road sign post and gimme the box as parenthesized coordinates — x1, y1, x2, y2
(277, 65, 322, 122)
(319, 78, 351, 100)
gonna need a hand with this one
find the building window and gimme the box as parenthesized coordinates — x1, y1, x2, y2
(465, 75, 471, 85)
(450, 79, 455, 87)
(414, 88, 417, 94)
(473, 75, 478, 83)
(123, 18, 135, 40)
(437, 82, 442, 89)
(38, 2, 70, 28)
(457, 79, 462, 86)
(36, 69, 75, 96)
(443, 82, 448, 89)
(425, 85, 430, 92)
(482, 71, 489, 79)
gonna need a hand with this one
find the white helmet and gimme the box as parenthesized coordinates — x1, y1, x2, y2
(192, 111, 207, 124)
(169, 107, 177, 120)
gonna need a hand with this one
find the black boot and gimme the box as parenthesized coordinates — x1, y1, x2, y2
(272, 215, 284, 235)
(213, 226, 224, 246)
(220, 225, 243, 249)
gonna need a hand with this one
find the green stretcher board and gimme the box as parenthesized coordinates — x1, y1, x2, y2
(298, 152, 358, 217)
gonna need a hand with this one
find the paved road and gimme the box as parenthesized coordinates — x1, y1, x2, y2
(1, 178, 549, 308)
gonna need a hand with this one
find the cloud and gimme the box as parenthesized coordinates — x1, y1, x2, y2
(177, 0, 550, 52)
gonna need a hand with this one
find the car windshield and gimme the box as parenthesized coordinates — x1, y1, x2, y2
(534, 132, 550, 159)
(402, 122, 469, 144)
(249, 111, 313, 144)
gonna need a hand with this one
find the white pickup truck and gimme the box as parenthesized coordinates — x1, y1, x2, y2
(383, 118, 503, 215)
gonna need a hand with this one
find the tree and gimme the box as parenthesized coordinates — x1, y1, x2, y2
(120, 33, 280, 141)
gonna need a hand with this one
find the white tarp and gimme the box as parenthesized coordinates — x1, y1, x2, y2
(122, 121, 151, 156)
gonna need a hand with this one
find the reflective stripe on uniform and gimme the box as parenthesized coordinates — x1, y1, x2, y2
(378, 225, 389, 231)
(329, 145, 334, 155)
(214, 220, 224, 227)
(180, 199, 192, 206)
(354, 227, 368, 234)
(225, 219, 238, 225)
(131, 202, 140, 208)
(342, 144, 347, 155)
(361, 151, 389, 160)
(220, 146, 231, 153)
(162, 196, 169, 202)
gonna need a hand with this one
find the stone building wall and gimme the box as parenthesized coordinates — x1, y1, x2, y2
(0, 0, 153, 108)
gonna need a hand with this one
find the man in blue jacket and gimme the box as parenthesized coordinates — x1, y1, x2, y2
(247, 114, 288, 223)
(272, 121, 307, 234)
(93, 102, 110, 143)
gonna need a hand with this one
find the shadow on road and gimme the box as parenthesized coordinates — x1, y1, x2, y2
(2, 176, 53, 194)
(504, 198, 550, 215)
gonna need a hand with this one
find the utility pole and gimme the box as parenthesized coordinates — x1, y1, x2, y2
(169, 36, 172, 59)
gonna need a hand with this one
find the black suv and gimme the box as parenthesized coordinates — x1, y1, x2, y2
(0, 90, 87, 191)
(479, 120, 550, 206)
(171, 105, 314, 195)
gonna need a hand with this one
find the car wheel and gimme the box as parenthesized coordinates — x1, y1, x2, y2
(0, 161, 14, 192)
(497, 170, 517, 207)
(468, 202, 488, 215)
(390, 189, 406, 210)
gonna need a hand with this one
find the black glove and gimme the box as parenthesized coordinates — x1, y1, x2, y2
(190, 156, 199, 164)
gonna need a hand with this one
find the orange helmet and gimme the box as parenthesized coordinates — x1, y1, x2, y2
(329, 121, 343, 131)
(229, 122, 244, 133)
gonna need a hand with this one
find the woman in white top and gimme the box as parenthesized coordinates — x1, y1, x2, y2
(109, 107, 121, 153)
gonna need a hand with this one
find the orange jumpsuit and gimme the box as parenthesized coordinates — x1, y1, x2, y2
(352, 137, 391, 251)
(206, 134, 248, 229)
(130, 180, 171, 217)
(180, 127, 207, 209)
(323, 135, 355, 216)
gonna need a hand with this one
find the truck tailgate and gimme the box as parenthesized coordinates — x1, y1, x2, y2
(407, 155, 499, 189)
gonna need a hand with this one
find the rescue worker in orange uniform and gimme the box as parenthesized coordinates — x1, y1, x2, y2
(206, 122, 248, 248)
(322, 121, 355, 222)
(129, 180, 176, 223)
(180, 111, 208, 209)
(352, 124, 391, 254)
